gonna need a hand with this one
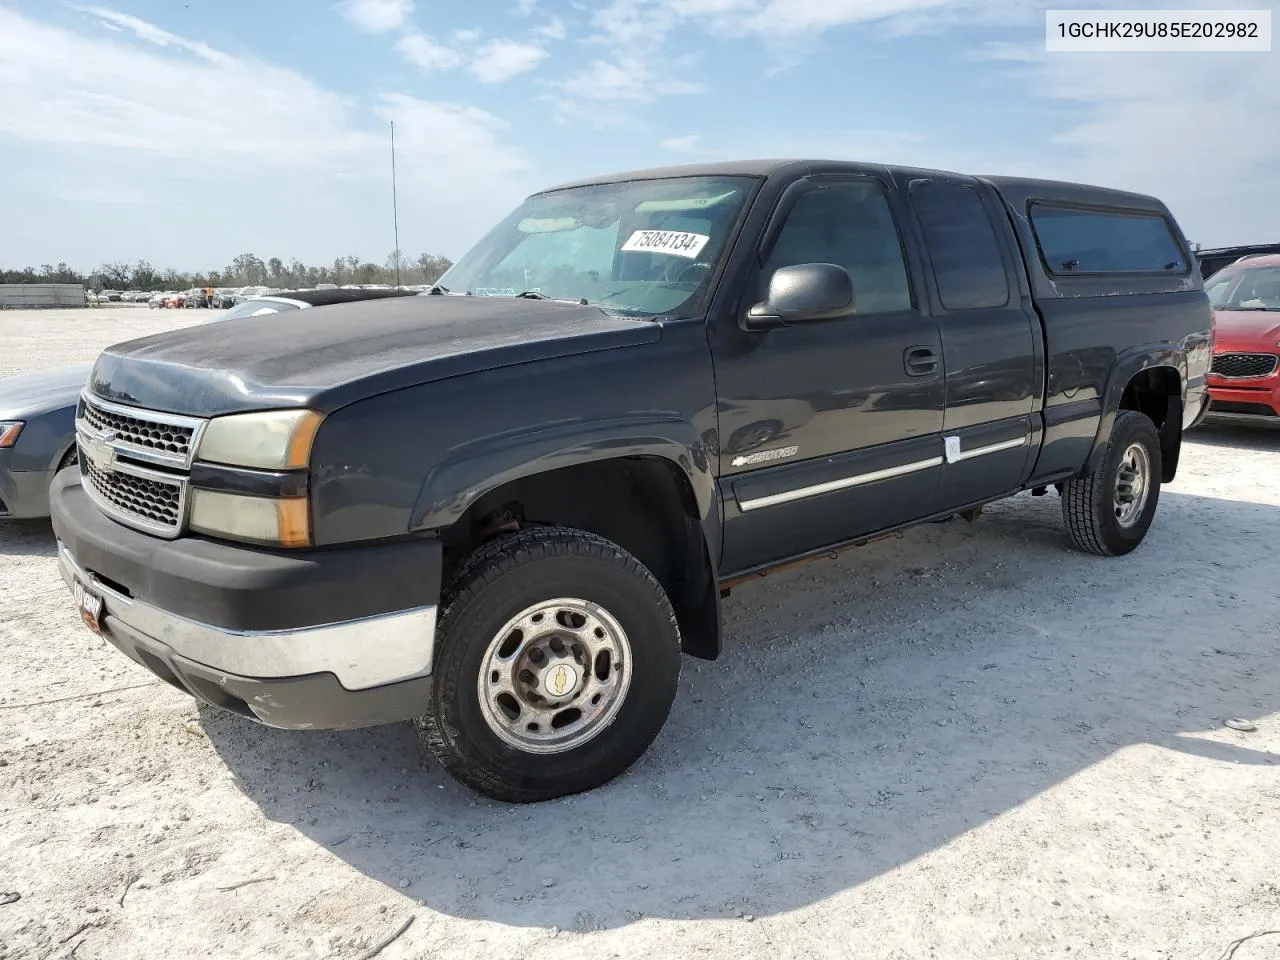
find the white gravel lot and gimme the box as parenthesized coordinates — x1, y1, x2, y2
(1, 307, 1278, 960)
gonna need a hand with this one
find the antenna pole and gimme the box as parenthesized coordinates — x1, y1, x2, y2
(391, 120, 401, 288)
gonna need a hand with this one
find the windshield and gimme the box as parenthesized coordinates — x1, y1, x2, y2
(1207, 262, 1280, 311)
(435, 176, 756, 317)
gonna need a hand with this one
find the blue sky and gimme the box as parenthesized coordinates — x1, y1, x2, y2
(1, 0, 1277, 273)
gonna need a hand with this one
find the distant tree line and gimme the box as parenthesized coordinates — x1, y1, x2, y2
(0, 250, 454, 291)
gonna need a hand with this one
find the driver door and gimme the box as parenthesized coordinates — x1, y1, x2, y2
(712, 176, 946, 574)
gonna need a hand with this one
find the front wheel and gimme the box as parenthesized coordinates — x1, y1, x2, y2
(1061, 410, 1162, 556)
(417, 527, 682, 802)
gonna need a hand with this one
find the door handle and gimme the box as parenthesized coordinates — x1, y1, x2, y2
(904, 346, 938, 376)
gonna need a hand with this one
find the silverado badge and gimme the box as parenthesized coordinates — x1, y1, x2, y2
(731, 445, 798, 468)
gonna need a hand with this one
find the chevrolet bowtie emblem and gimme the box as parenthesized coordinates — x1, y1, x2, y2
(550, 665, 571, 696)
(84, 431, 118, 474)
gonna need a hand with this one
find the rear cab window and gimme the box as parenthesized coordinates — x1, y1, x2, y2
(909, 179, 1011, 310)
(1030, 205, 1188, 276)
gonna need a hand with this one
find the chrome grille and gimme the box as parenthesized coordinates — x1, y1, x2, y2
(81, 456, 184, 534)
(81, 396, 198, 464)
(75, 394, 205, 538)
(1211, 353, 1279, 380)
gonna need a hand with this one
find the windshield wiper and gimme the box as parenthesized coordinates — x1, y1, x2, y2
(514, 290, 590, 304)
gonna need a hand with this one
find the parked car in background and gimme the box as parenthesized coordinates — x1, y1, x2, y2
(0, 364, 87, 518)
(1197, 243, 1280, 281)
(148, 292, 167, 309)
(1203, 254, 1280, 425)
(0, 287, 419, 521)
(202, 286, 418, 322)
(163, 292, 187, 309)
(100, 290, 123, 302)
(184, 287, 214, 308)
(233, 286, 270, 304)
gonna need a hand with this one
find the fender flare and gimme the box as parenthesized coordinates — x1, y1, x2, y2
(1083, 345, 1185, 477)
(409, 413, 721, 566)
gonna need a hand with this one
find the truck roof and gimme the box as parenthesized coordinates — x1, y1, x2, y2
(537, 159, 1168, 213)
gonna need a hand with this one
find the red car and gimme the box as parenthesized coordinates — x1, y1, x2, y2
(1204, 254, 1280, 425)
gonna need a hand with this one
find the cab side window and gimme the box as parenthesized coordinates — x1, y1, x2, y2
(909, 179, 1010, 310)
(761, 180, 913, 315)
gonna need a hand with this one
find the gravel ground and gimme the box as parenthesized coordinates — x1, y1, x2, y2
(0, 307, 205, 378)
(1, 308, 1278, 960)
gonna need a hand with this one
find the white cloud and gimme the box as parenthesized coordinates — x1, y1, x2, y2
(397, 32, 462, 71)
(660, 0, 1051, 37)
(551, 0, 703, 113)
(454, 28, 482, 43)
(515, 0, 538, 13)
(536, 18, 569, 40)
(661, 134, 702, 152)
(1028, 49, 1280, 246)
(557, 58, 704, 102)
(744, 0, 950, 33)
(0, 8, 367, 167)
(0, 7, 533, 266)
(377, 95, 526, 176)
(72, 5, 231, 63)
(338, 0, 414, 33)
(468, 39, 548, 83)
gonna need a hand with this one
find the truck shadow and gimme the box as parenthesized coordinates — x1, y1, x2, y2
(200, 488, 1279, 930)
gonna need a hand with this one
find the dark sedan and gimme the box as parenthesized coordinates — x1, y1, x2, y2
(0, 363, 89, 518)
(0, 287, 418, 520)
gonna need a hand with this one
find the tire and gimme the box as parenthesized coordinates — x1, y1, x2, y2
(417, 526, 682, 802)
(1061, 410, 1162, 556)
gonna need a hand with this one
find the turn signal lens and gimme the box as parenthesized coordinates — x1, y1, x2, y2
(0, 422, 24, 448)
(188, 490, 312, 547)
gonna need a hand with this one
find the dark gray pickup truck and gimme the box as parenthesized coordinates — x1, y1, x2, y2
(52, 160, 1212, 802)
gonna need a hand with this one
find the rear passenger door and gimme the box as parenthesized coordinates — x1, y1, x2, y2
(906, 177, 1040, 509)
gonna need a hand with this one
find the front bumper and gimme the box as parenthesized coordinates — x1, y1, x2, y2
(0, 453, 54, 519)
(51, 470, 442, 729)
(1206, 375, 1280, 424)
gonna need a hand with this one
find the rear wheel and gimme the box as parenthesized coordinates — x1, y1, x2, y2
(417, 527, 682, 802)
(1061, 410, 1162, 556)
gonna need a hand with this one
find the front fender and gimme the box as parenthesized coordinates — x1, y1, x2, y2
(409, 413, 721, 563)
(1083, 345, 1185, 477)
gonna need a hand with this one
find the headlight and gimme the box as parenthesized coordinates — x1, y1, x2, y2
(0, 422, 23, 448)
(197, 409, 324, 470)
(189, 490, 311, 547)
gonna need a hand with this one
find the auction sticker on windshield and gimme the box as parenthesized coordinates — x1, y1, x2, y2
(621, 230, 710, 259)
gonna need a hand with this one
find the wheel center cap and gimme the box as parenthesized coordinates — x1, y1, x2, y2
(540, 662, 580, 700)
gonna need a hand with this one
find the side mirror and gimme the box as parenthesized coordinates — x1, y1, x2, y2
(742, 263, 856, 331)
